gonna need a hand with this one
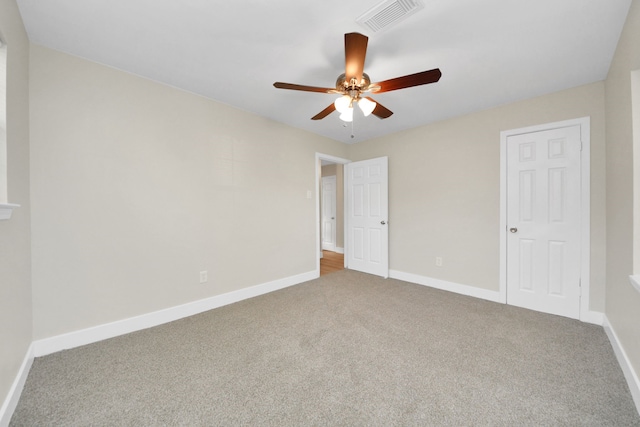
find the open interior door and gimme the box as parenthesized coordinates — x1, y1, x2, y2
(346, 157, 389, 278)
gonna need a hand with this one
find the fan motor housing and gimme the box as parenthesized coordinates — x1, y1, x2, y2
(336, 73, 371, 91)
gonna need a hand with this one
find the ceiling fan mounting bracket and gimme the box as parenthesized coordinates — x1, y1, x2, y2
(336, 72, 371, 94)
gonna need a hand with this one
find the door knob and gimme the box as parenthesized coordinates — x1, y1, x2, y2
(509, 227, 518, 233)
(381, 220, 386, 225)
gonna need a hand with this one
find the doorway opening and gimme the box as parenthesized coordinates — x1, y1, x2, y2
(315, 153, 350, 276)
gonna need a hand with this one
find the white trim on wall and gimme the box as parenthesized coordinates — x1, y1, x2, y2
(32, 270, 317, 357)
(0, 203, 19, 220)
(581, 310, 605, 326)
(499, 117, 592, 321)
(389, 270, 502, 303)
(390, 270, 603, 326)
(631, 69, 640, 275)
(0, 344, 34, 427)
(604, 316, 640, 414)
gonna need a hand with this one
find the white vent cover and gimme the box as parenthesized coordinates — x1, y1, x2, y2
(356, 0, 424, 33)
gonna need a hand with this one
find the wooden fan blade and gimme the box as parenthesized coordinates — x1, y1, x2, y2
(365, 97, 393, 119)
(273, 82, 335, 94)
(311, 103, 336, 120)
(345, 33, 368, 84)
(371, 68, 442, 93)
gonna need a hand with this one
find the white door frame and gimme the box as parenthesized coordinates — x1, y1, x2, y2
(499, 117, 597, 323)
(315, 153, 350, 276)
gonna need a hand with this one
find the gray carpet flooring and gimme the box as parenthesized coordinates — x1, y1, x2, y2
(11, 270, 640, 426)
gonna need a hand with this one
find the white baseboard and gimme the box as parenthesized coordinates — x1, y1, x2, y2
(334, 247, 344, 254)
(0, 343, 34, 427)
(603, 315, 640, 415)
(33, 270, 318, 357)
(390, 270, 604, 325)
(389, 270, 502, 303)
(581, 310, 604, 326)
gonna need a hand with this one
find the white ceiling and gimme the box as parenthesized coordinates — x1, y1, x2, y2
(16, 0, 632, 144)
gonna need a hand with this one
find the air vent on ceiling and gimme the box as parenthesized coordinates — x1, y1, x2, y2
(356, 0, 424, 33)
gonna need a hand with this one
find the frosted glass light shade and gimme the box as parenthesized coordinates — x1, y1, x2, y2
(339, 107, 354, 122)
(334, 95, 351, 113)
(358, 97, 376, 116)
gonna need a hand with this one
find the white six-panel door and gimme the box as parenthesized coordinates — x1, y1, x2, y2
(321, 175, 337, 252)
(346, 157, 389, 278)
(506, 125, 582, 318)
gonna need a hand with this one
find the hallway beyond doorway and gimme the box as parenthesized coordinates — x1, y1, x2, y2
(320, 251, 344, 276)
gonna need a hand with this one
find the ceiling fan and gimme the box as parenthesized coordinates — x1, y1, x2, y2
(273, 32, 442, 122)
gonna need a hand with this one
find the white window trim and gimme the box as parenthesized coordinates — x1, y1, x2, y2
(632, 69, 640, 293)
(0, 203, 19, 220)
(0, 39, 13, 220)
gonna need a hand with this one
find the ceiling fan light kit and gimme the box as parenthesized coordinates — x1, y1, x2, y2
(339, 108, 354, 123)
(273, 32, 441, 124)
(334, 95, 352, 113)
(334, 94, 376, 121)
(358, 97, 377, 117)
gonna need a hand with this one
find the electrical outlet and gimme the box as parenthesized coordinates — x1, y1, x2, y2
(435, 257, 443, 267)
(199, 270, 208, 283)
(306, 190, 312, 199)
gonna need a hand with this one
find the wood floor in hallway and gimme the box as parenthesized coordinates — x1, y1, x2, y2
(320, 250, 344, 276)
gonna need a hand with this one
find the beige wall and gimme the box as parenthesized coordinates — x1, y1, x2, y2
(321, 164, 344, 249)
(0, 0, 32, 414)
(29, 45, 347, 339)
(5, 0, 640, 412)
(605, 0, 640, 381)
(348, 82, 607, 311)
